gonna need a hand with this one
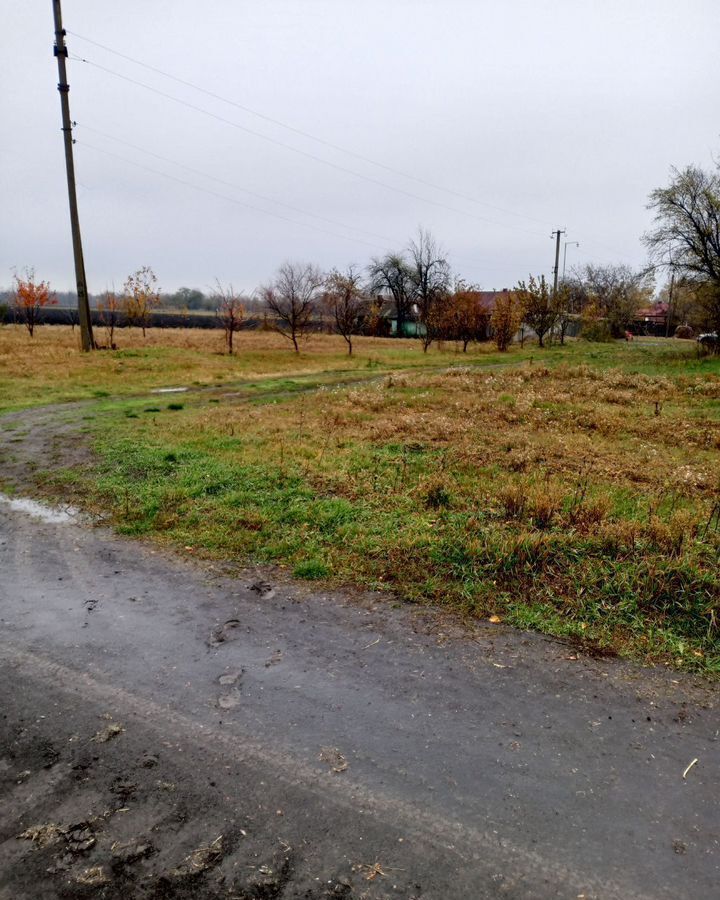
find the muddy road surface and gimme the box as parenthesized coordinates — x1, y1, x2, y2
(0, 498, 718, 899)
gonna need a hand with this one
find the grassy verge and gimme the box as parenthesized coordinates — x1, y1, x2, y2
(28, 338, 719, 675)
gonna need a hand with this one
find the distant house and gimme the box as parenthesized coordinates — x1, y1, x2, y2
(633, 301, 669, 335)
(368, 290, 511, 340)
(369, 299, 426, 337)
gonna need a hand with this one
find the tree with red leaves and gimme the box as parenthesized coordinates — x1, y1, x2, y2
(12, 268, 56, 337)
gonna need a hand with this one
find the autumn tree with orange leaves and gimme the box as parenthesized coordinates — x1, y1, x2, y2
(12, 268, 56, 337)
(444, 283, 491, 351)
(123, 266, 160, 337)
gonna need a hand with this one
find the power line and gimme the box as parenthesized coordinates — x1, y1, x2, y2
(70, 54, 550, 241)
(76, 140, 389, 253)
(77, 124, 400, 246)
(68, 29, 555, 230)
(78, 128, 503, 271)
(80, 124, 505, 269)
(65, 33, 641, 268)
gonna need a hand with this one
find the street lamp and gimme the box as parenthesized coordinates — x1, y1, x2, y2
(562, 241, 580, 280)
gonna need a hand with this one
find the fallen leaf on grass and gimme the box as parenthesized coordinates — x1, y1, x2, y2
(488, 615, 502, 624)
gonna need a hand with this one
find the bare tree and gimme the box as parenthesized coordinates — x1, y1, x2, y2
(644, 163, 720, 332)
(515, 274, 558, 347)
(408, 228, 451, 352)
(323, 266, 367, 355)
(213, 280, 246, 354)
(367, 253, 416, 339)
(261, 262, 323, 352)
(97, 289, 121, 348)
(554, 283, 573, 345)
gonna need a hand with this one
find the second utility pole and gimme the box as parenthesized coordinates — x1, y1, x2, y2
(551, 228, 566, 297)
(53, 0, 95, 351)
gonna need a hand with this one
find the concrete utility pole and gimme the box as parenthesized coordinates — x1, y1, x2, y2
(52, 0, 94, 351)
(551, 228, 566, 297)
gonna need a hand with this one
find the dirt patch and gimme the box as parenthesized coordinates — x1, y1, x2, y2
(0, 403, 94, 496)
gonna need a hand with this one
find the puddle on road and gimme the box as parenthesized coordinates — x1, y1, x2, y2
(151, 387, 188, 394)
(0, 493, 82, 525)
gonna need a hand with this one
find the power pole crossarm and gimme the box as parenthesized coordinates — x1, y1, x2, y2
(53, 0, 94, 351)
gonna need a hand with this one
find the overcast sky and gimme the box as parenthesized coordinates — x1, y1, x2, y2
(3, 0, 719, 294)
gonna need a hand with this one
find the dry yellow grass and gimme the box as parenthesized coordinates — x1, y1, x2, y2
(0, 324, 508, 412)
(172, 362, 720, 503)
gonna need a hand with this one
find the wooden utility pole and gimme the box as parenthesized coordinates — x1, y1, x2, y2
(551, 228, 566, 297)
(52, 0, 95, 351)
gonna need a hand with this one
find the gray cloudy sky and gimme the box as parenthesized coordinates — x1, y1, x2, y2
(3, 0, 719, 294)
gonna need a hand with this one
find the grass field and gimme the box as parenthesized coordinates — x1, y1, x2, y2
(0, 325, 524, 413)
(2, 325, 720, 673)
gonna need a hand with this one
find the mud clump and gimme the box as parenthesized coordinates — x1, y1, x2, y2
(111, 838, 155, 864)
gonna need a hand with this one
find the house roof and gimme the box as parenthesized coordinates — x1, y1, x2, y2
(376, 289, 513, 319)
(635, 301, 669, 320)
(465, 290, 513, 312)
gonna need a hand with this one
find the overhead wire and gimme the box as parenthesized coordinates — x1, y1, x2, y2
(66, 32, 642, 267)
(76, 123, 400, 246)
(67, 29, 555, 230)
(75, 140, 390, 253)
(69, 54, 551, 241)
(77, 126, 502, 271)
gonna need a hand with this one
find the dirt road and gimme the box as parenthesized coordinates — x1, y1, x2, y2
(0, 492, 717, 899)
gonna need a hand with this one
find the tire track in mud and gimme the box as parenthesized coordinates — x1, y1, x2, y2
(0, 640, 663, 900)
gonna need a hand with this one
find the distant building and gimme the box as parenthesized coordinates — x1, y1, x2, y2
(370, 289, 512, 339)
(633, 301, 669, 335)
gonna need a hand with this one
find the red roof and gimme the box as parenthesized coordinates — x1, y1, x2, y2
(636, 302, 668, 320)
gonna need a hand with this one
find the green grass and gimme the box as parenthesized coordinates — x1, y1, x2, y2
(6, 328, 720, 673)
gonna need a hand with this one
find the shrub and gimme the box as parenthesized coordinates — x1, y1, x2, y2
(581, 301, 613, 342)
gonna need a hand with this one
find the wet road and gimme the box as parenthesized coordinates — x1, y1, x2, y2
(0, 498, 718, 898)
